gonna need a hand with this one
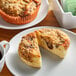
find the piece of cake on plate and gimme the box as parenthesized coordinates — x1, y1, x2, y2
(35, 28, 70, 58)
(18, 32, 41, 68)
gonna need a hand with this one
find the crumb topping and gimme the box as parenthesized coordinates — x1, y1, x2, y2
(18, 29, 70, 62)
(37, 29, 70, 49)
(0, 0, 41, 17)
(19, 32, 40, 62)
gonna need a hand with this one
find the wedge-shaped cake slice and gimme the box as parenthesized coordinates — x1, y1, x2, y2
(18, 32, 41, 68)
(35, 28, 70, 58)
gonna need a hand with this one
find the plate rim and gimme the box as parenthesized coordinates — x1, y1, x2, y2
(6, 26, 76, 76)
(0, 0, 49, 30)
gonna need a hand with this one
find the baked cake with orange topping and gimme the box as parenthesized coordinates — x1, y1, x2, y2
(18, 32, 42, 68)
(0, 0, 41, 25)
(35, 28, 70, 58)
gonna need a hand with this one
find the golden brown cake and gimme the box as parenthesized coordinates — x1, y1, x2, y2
(18, 32, 42, 68)
(35, 28, 70, 58)
(18, 28, 70, 68)
(0, 0, 41, 25)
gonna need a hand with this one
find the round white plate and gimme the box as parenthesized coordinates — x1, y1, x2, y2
(6, 26, 76, 76)
(0, 0, 49, 30)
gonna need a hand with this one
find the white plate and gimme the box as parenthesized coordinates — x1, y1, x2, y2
(0, 0, 49, 30)
(6, 26, 76, 76)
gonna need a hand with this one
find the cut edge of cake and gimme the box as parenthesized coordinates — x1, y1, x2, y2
(35, 28, 70, 58)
